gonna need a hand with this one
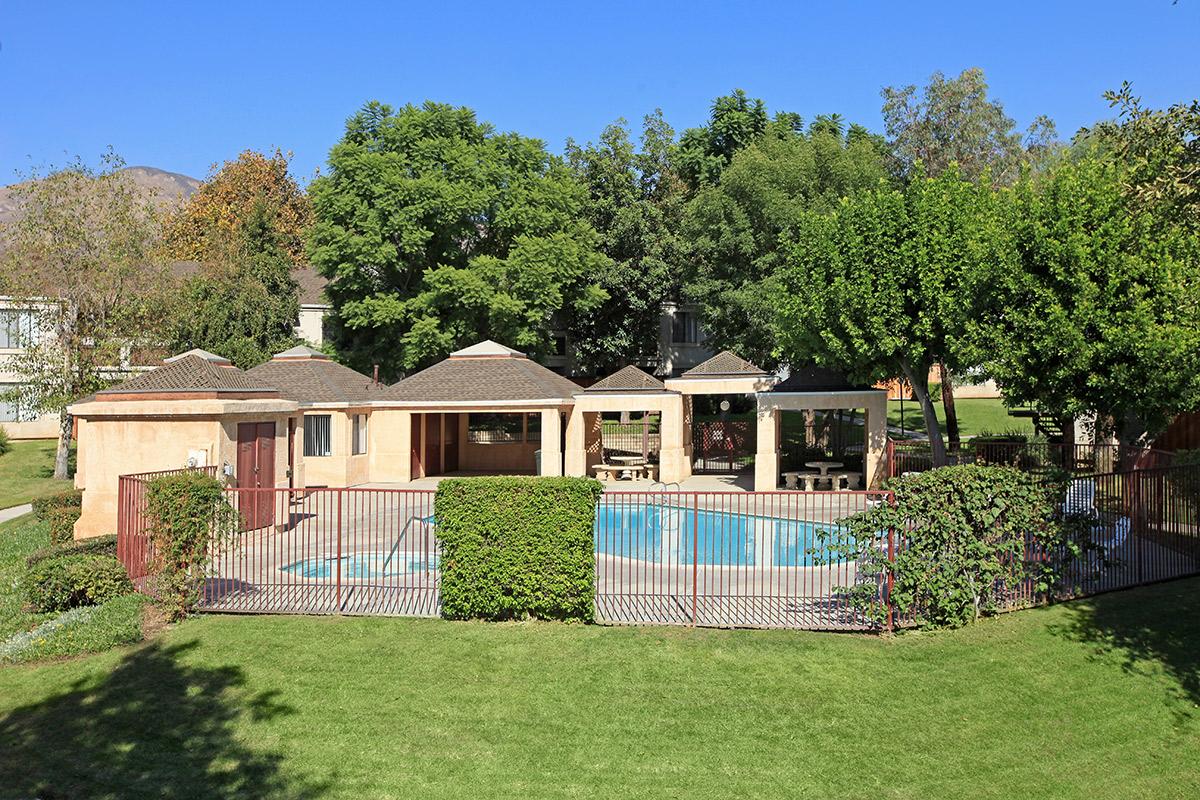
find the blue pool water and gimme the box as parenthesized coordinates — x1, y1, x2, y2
(594, 504, 847, 567)
(281, 552, 434, 579)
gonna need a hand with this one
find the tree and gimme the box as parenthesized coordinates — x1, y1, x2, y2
(564, 112, 684, 373)
(307, 101, 609, 378)
(674, 89, 772, 190)
(0, 152, 168, 478)
(770, 168, 1002, 466)
(882, 67, 1058, 185)
(979, 152, 1200, 452)
(881, 67, 1057, 449)
(167, 201, 301, 369)
(164, 148, 311, 266)
(681, 121, 889, 367)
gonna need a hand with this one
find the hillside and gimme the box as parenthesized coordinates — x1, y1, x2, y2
(0, 165, 200, 225)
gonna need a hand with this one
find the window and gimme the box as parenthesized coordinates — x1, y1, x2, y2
(671, 311, 702, 345)
(304, 415, 332, 457)
(0, 383, 24, 423)
(352, 414, 368, 455)
(552, 332, 568, 357)
(467, 413, 524, 443)
(526, 412, 541, 443)
(0, 309, 35, 350)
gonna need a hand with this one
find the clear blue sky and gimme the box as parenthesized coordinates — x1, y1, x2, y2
(1, 1, 1197, 185)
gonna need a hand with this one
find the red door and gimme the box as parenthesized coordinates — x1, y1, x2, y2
(237, 422, 276, 529)
(425, 413, 442, 476)
(443, 413, 459, 473)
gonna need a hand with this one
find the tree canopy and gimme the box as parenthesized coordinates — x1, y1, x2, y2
(307, 101, 608, 378)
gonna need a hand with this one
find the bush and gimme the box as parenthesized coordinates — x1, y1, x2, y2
(46, 505, 82, 546)
(822, 465, 1083, 629)
(26, 533, 118, 568)
(144, 471, 239, 620)
(0, 593, 149, 664)
(435, 476, 604, 621)
(23, 554, 134, 613)
(32, 489, 82, 522)
(0, 424, 9, 456)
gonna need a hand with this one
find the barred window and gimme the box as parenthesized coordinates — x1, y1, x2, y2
(304, 415, 332, 457)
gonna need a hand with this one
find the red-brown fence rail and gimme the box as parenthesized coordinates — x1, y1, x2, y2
(116, 467, 220, 580)
(886, 439, 1174, 479)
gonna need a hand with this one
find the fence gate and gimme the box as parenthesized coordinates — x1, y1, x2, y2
(692, 420, 755, 473)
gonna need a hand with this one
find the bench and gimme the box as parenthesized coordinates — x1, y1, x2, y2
(782, 471, 821, 491)
(594, 463, 648, 482)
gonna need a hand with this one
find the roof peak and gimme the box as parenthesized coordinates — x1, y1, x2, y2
(272, 345, 330, 361)
(586, 364, 667, 393)
(164, 348, 231, 366)
(681, 350, 768, 377)
(448, 340, 526, 359)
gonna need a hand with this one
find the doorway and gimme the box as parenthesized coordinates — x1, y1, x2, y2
(237, 421, 276, 529)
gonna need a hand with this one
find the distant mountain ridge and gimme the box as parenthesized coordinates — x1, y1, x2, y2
(0, 165, 201, 225)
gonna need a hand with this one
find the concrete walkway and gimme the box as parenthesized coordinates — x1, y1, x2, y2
(0, 503, 33, 524)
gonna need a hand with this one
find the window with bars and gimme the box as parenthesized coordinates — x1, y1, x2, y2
(352, 414, 368, 455)
(304, 414, 332, 457)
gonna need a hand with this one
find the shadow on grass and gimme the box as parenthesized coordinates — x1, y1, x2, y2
(0, 640, 328, 799)
(1055, 581, 1200, 719)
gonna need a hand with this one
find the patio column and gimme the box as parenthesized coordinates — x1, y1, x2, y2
(658, 394, 689, 484)
(564, 407, 587, 477)
(864, 393, 888, 488)
(540, 407, 563, 476)
(366, 409, 413, 483)
(754, 406, 781, 491)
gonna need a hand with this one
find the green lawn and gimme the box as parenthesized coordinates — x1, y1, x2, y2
(1, 577, 1197, 798)
(888, 397, 1035, 440)
(0, 515, 53, 639)
(0, 439, 73, 510)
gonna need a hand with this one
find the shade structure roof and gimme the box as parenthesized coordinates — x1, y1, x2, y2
(585, 365, 667, 393)
(385, 340, 581, 403)
(96, 354, 280, 397)
(247, 347, 387, 404)
(681, 350, 769, 377)
(770, 365, 874, 393)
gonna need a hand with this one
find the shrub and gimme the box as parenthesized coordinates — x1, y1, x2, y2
(32, 489, 82, 522)
(0, 424, 9, 456)
(26, 533, 118, 568)
(0, 593, 149, 664)
(23, 554, 134, 613)
(821, 465, 1084, 629)
(435, 476, 604, 621)
(144, 471, 239, 620)
(46, 506, 82, 546)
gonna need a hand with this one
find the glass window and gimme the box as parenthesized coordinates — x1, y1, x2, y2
(0, 309, 35, 350)
(0, 383, 23, 423)
(304, 415, 332, 457)
(352, 414, 368, 455)
(671, 311, 702, 345)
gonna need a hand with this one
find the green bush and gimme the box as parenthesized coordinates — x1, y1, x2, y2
(23, 554, 134, 613)
(0, 593, 149, 664)
(822, 465, 1084, 629)
(145, 471, 239, 620)
(26, 533, 118, 568)
(46, 506, 82, 546)
(31, 489, 82, 522)
(0, 424, 10, 456)
(435, 476, 604, 621)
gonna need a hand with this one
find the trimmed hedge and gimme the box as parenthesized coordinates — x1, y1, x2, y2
(32, 489, 82, 522)
(435, 476, 604, 621)
(23, 553, 134, 613)
(26, 534, 118, 569)
(46, 506, 82, 546)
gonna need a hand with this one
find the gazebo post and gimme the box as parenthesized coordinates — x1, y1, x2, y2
(754, 406, 781, 491)
(539, 408, 564, 476)
(864, 393, 888, 488)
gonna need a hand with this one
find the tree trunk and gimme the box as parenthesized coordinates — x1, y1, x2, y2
(54, 409, 72, 480)
(939, 362, 961, 454)
(902, 362, 948, 467)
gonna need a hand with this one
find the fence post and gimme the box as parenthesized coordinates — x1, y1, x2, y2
(886, 491, 896, 633)
(336, 493, 343, 613)
(691, 494, 698, 626)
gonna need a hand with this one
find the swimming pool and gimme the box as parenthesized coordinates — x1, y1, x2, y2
(280, 552, 434, 579)
(594, 503, 848, 568)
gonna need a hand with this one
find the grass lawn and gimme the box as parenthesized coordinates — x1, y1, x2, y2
(0, 514, 53, 640)
(1, 580, 1198, 798)
(888, 397, 1035, 440)
(0, 439, 73, 510)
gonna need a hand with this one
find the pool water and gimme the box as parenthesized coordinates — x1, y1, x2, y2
(280, 552, 434, 579)
(593, 504, 847, 567)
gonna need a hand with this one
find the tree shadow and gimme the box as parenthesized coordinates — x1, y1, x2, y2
(0, 640, 329, 799)
(1053, 581, 1200, 721)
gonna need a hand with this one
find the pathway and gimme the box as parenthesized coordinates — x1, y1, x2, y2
(0, 503, 33, 525)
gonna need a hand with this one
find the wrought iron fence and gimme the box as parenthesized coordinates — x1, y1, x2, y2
(886, 438, 1175, 479)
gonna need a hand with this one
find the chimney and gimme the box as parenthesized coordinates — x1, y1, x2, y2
(372, 364, 380, 386)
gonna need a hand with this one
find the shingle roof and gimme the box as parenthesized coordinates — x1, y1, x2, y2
(585, 365, 667, 393)
(97, 355, 279, 396)
(294, 265, 328, 306)
(247, 351, 386, 404)
(682, 350, 768, 377)
(386, 343, 581, 403)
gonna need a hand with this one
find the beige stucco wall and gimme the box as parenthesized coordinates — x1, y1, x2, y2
(567, 392, 688, 483)
(68, 397, 298, 539)
(300, 408, 372, 488)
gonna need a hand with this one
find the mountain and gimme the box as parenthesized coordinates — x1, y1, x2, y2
(0, 166, 201, 225)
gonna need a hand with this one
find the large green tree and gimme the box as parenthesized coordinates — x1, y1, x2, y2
(979, 151, 1200, 451)
(681, 120, 889, 367)
(307, 101, 608, 378)
(770, 168, 1003, 466)
(564, 112, 684, 374)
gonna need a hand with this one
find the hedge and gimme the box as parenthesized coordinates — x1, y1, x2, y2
(23, 553, 134, 613)
(26, 534, 118, 568)
(32, 489, 82, 522)
(46, 506, 82, 546)
(0, 424, 9, 456)
(435, 476, 604, 621)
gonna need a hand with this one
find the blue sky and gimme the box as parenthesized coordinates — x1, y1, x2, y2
(1, 1, 1197, 185)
